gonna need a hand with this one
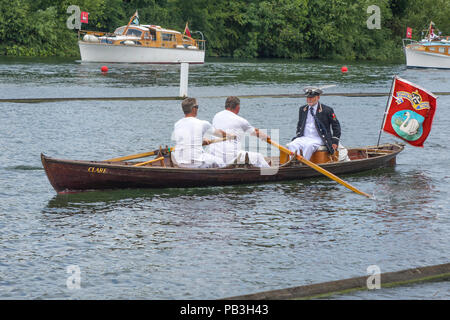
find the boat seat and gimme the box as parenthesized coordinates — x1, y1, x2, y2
(310, 148, 338, 164)
(279, 145, 340, 165)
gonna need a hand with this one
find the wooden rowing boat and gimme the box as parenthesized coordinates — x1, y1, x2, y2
(41, 143, 404, 193)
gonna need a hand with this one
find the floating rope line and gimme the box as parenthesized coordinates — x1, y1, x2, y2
(1, 92, 449, 103)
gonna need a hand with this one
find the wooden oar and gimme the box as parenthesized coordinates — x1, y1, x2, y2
(105, 150, 158, 162)
(267, 138, 372, 198)
(133, 156, 165, 167)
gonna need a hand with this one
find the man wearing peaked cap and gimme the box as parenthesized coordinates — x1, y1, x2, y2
(286, 86, 341, 160)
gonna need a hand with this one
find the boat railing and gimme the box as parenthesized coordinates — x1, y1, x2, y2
(181, 35, 206, 51)
(195, 39, 206, 51)
(402, 38, 417, 48)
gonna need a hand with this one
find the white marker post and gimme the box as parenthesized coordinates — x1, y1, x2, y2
(179, 62, 189, 98)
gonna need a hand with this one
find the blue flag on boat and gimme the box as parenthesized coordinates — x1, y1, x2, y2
(131, 11, 139, 25)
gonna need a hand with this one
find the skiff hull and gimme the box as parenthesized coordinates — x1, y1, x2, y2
(41, 144, 404, 193)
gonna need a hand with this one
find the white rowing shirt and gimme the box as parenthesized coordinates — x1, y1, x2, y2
(172, 117, 213, 166)
(209, 110, 255, 163)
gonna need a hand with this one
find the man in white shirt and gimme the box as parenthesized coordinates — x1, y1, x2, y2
(287, 87, 341, 160)
(172, 98, 228, 168)
(209, 96, 271, 168)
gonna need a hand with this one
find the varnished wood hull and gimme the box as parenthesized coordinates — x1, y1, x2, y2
(41, 144, 403, 193)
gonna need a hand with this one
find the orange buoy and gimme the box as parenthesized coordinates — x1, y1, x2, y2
(341, 66, 348, 73)
(101, 66, 108, 73)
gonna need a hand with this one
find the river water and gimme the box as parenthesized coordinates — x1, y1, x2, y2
(0, 57, 449, 299)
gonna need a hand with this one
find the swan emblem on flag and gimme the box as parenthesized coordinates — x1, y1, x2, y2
(391, 110, 424, 141)
(399, 111, 420, 136)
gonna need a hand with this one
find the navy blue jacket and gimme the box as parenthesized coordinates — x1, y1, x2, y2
(293, 102, 341, 154)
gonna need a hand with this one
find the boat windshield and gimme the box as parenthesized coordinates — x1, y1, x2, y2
(162, 33, 176, 41)
(126, 29, 143, 38)
(114, 26, 126, 35)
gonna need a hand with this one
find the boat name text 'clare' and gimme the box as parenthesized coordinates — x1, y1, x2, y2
(88, 167, 107, 174)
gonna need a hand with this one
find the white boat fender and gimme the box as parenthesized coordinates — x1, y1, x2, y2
(83, 34, 99, 43)
(123, 40, 135, 45)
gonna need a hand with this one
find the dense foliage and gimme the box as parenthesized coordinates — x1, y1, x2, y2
(0, 0, 449, 60)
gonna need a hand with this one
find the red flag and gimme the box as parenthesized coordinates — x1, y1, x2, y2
(184, 23, 191, 37)
(406, 27, 412, 39)
(81, 11, 89, 24)
(382, 77, 437, 147)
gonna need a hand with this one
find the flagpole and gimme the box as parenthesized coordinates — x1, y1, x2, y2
(376, 75, 397, 146)
(123, 11, 138, 35)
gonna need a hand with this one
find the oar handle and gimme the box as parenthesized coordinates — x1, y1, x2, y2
(202, 136, 231, 145)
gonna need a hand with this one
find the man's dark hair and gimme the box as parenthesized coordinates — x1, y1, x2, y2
(182, 97, 198, 114)
(225, 96, 240, 110)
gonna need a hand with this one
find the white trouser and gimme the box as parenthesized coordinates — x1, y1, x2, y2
(233, 151, 270, 168)
(209, 143, 270, 168)
(286, 136, 323, 160)
(175, 152, 226, 168)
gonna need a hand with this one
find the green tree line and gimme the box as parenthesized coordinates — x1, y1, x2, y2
(0, 0, 449, 60)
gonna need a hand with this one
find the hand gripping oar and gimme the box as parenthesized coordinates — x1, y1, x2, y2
(267, 138, 372, 198)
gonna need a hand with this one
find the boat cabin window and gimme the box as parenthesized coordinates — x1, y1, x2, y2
(438, 47, 445, 53)
(162, 33, 176, 42)
(144, 30, 156, 41)
(126, 29, 143, 38)
(114, 26, 126, 35)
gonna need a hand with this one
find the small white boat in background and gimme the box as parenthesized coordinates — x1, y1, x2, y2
(78, 11, 205, 64)
(403, 22, 450, 69)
